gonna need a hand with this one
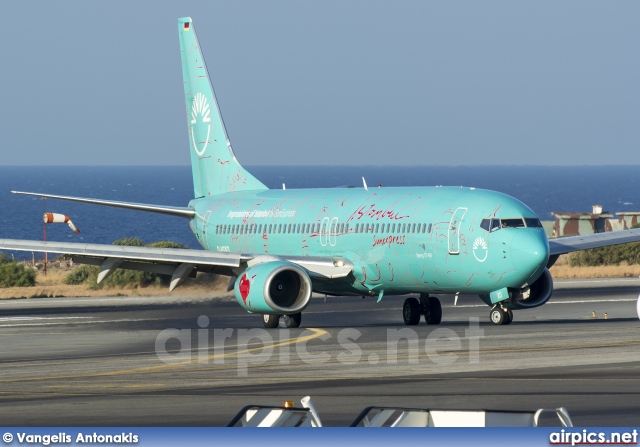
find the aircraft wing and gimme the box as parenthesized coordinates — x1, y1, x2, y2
(548, 228, 640, 256)
(0, 239, 353, 291)
(11, 191, 195, 219)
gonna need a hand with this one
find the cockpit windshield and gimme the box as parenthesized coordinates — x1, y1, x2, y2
(480, 218, 542, 232)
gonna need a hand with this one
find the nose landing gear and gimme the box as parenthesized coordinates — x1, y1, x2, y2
(490, 305, 513, 325)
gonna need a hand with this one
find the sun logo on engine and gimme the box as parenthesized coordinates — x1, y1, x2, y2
(239, 273, 250, 303)
(190, 92, 212, 157)
(472, 237, 488, 262)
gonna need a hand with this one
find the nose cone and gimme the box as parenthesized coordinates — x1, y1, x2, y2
(510, 230, 549, 285)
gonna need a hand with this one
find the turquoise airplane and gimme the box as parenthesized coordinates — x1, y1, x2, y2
(3, 18, 640, 328)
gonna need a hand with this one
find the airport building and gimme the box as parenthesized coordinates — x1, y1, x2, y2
(543, 205, 640, 238)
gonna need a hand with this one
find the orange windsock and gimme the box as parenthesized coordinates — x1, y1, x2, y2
(43, 213, 80, 234)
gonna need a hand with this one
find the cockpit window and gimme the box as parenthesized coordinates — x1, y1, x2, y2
(501, 218, 525, 228)
(525, 218, 542, 228)
(480, 217, 542, 232)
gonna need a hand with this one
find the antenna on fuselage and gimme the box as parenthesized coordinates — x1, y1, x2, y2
(362, 177, 368, 191)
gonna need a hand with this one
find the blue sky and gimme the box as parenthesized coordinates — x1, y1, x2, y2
(1, 1, 638, 166)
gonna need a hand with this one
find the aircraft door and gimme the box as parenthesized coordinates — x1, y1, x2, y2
(319, 217, 330, 247)
(448, 207, 468, 254)
(202, 211, 212, 250)
(329, 217, 338, 247)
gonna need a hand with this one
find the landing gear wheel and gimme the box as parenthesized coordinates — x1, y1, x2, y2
(262, 314, 280, 329)
(282, 313, 302, 329)
(403, 298, 421, 325)
(490, 307, 507, 325)
(424, 297, 442, 325)
(504, 310, 513, 325)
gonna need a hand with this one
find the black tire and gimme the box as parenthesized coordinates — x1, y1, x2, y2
(262, 314, 280, 329)
(403, 298, 421, 325)
(425, 296, 442, 325)
(283, 312, 302, 329)
(504, 310, 513, 325)
(490, 308, 505, 325)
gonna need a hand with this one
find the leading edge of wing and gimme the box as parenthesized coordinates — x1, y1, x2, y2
(548, 228, 640, 256)
(0, 239, 244, 267)
(0, 239, 354, 280)
(11, 191, 195, 219)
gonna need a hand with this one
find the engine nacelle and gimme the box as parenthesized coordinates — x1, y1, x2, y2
(234, 261, 312, 315)
(506, 268, 554, 310)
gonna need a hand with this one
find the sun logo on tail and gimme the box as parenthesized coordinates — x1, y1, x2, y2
(190, 92, 212, 156)
(472, 237, 489, 262)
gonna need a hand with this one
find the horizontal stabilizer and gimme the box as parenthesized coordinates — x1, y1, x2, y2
(12, 191, 195, 219)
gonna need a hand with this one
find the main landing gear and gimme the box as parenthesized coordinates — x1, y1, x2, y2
(262, 313, 302, 329)
(490, 305, 513, 325)
(403, 294, 442, 326)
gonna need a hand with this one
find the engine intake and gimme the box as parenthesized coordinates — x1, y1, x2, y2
(507, 268, 554, 310)
(234, 261, 312, 315)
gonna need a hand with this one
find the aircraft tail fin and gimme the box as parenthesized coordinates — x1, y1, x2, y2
(178, 17, 267, 198)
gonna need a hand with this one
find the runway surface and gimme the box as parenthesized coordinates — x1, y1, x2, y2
(0, 278, 638, 426)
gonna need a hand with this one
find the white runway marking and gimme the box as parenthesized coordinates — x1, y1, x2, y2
(0, 316, 94, 322)
(453, 298, 636, 309)
(306, 297, 638, 313)
(0, 318, 163, 328)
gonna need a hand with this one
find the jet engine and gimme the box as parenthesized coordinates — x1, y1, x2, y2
(234, 261, 312, 315)
(506, 268, 553, 310)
